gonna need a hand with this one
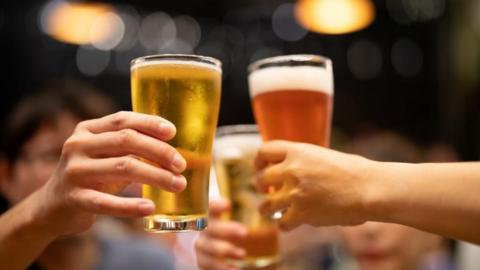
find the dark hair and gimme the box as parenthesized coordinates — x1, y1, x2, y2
(1, 79, 117, 163)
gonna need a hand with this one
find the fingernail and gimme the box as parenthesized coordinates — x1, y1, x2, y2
(138, 201, 155, 215)
(171, 175, 186, 192)
(172, 153, 187, 172)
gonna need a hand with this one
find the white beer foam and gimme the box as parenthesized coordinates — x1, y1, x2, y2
(213, 134, 262, 160)
(131, 60, 221, 73)
(248, 66, 333, 97)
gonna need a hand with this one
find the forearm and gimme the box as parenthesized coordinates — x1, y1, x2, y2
(0, 191, 57, 270)
(366, 161, 480, 244)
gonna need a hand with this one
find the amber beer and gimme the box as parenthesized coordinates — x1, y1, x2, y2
(213, 125, 279, 268)
(130, 54, 221, 232)
(248, 55, 333, 146)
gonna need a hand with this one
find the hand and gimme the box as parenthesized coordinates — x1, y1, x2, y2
(256, 140, 375, 231)
(31, 111, 187, 237)
(195, 199, 248, 270)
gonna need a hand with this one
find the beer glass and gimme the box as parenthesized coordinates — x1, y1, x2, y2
(213, 125, 279, 268)
(131, 54, 222, 232)
(248, 55, 334, 218)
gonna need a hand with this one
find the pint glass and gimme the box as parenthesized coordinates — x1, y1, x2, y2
(248, 54, 333, 146)
(248, 55, 333, 220)
(131, 54, 222, 232)
(213, 125, 279, 268)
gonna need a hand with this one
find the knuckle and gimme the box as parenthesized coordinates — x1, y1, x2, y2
(110, 111, 128, 128)
(63, 160, 83, 178)
(115, 157, 134, 174)
(90, 194, 103, 212)
(65, 189, 79, 206)
(117, 129, 137, 146)
(62, 136, 83, 156)
(74, 120, 89, 132)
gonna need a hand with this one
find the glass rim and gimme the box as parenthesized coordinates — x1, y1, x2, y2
(130, 54, 222, 69)
(248, 54, 332, 74)
(215, 124, 259, 138)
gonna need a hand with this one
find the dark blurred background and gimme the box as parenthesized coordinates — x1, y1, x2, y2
(1, 0, 479, 160)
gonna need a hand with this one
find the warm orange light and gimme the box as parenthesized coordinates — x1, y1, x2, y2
(42, 1, 119, 46)
(295, 0, 375, 34)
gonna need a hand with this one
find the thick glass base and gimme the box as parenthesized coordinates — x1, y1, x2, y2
(143, 214, 207, 233)
(228, 255, 279, 269)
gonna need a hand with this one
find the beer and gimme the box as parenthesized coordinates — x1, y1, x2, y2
(214, 126, 279, 268)
(131, 54, 221, 232)
(248, 55, 334, 147)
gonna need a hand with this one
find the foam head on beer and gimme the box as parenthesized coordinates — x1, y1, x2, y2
(248, 55, 334, 146)
(214, 134, 261, 160)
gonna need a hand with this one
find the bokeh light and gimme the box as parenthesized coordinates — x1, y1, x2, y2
(90, 12, 125, 50)
(347, 39, 383, 80)
(138, 12, 176, 52)
(391, 38, 423, 78)
(113, 7, 140, 52)
(272, 3, 308, 42)
(174, 15, 201, 50)
(39, 1, 124, 48)
(295, 0, 375, 35)
(386, 0, 445, 25)
(76, 46, 110, 76)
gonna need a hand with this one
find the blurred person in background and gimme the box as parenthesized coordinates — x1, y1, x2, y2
(0, 80, 184, 270)
(339, 132, 453, 270)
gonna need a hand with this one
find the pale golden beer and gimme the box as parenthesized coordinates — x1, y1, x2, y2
(248, 55, 334, 146)
(213, 125, 279, 268)
(131, 54, 221, 232)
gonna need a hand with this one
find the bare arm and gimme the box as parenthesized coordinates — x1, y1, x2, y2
(0, 191, 56, 270)
(256, 141, 480, 244)
(368, 161, 480, 244)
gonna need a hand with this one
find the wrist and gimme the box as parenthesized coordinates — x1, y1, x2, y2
(24, 185, 62, 241)
(360, 160, 415, 224)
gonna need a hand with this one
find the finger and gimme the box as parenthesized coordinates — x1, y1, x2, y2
(196, 252, 239, 270)
(71, 189, 155, 217)
(277, 205, 304, 231)
(79, 111, 176, 141)
(83, 129, 186, 173)
(209, 199, 231, 219)
(68, 156, 186, 192)
(195, 235, 246, 259)
(254, 140, 290, 170)
(259, 190, 292, 218)
(207, 219, 248, 240)
(255, 163, 285, 193)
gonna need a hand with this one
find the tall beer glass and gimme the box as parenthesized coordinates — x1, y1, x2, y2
(131, 54, 222, 232)
(248, 55, 333, 219)
(248, 54, 333, 146)
(213, 125, 279, 268)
